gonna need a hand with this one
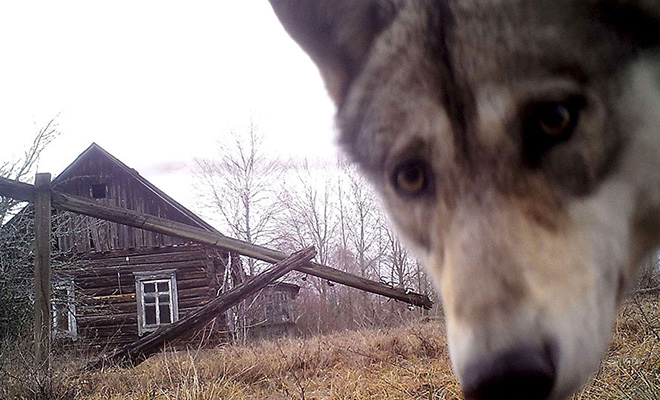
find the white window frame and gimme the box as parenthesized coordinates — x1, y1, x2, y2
(52, 278, 77, 340)
(134, 270, 179, 336)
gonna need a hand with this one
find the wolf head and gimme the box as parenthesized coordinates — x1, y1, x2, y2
(268, 0, 660, 398)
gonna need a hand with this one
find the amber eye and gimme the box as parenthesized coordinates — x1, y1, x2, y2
(392, 160, 430, 197)
(523, 98, 584, 166)
(538, 104, 572, 137)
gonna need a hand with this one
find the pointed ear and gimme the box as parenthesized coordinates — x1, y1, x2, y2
(269, 0, 401, 104)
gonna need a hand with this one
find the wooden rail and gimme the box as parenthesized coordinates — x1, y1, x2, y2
(0, 176, 433, 309)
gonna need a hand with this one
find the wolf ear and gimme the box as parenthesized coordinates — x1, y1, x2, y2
(268, 0, 401, 104)
(594, 0, 660, 49)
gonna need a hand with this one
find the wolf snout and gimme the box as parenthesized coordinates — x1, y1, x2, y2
(461, 344, 556, 400)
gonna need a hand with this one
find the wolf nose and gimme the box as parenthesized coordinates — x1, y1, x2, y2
(461, 345, 555, 400)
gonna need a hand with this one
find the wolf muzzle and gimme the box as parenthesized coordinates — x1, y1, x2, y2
(461, 344, 556, 400)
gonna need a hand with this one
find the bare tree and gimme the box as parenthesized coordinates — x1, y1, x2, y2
(272, 163, 345, 334)
(277, 163, 337, 285)
(0, 118, 61, 338)
(341, 164, 387, 280)
(193, 121, 288, 344)
(1, 119, 60, 224)
(194, 121, 284, 276)
(193, 133, 436, 335)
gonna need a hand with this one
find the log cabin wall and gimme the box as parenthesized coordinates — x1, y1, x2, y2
(58, 244, 229, 348)
(48, 143, 232, 349)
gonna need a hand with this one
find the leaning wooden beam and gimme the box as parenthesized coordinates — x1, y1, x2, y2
(0, 177, 433, 309)
(92, 247, 316, 368)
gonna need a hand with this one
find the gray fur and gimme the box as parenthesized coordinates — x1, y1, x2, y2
(268, 1, 660, 398)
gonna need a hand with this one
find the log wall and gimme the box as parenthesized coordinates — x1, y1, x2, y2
(59, 245, 229, 348)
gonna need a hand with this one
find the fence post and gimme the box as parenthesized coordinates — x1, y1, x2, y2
(34, 173, 51, 394)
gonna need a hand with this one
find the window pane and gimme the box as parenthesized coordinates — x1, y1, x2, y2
(144, 282, 156, 293)
(159, 305, 171, 323)
(145, 305, 156, 325)
(158, 294, 170, 303)
(157, 282, 169, 292)
(144, 296, 155, 304)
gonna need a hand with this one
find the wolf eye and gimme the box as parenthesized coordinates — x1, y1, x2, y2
(538, 104, 572, 136)
(392, 160, 430, 197)
(523, 98, 584, 166)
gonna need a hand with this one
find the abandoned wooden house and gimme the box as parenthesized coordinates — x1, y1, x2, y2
(28, 143, 299, 349)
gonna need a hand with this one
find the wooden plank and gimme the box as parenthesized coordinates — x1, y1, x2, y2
(33, 173, 52, 389)
(77, 313, 136, 327)
(81, 296, 208, 315)
(61, 245, 211, 264)
(177, 277, 213, 290)
(80, 325, 139, 337)
(82, 292, 136, 305)
(75, 270, 208, 290)
(178, 287, 212, 300)
(80, 286, 133, 297)
(73, 263, 208, 286)
(68, 261, 206, 278)
(92, 247, 316, 367)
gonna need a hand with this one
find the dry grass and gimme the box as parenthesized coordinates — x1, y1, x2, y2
(3, 296, 659, 399)
(64, 323, 460, 400)
(572, 297, 660, 400)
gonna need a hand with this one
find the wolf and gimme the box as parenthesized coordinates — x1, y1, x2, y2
(267, 0, 660, 399)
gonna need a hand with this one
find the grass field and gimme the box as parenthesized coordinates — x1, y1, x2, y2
(3, 296, 659, 399)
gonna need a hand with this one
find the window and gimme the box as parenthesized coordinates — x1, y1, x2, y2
(134, 270, 179, 335)
(91, 183, 107, 199)
(52, 279, 77, 340)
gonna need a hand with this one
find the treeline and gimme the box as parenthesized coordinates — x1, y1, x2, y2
(193, 125, 440, 337)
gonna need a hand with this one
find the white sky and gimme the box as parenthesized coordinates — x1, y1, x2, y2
(0, 1, 338, 212)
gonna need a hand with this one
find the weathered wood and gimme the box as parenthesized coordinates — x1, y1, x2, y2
(0, 176, 35, 202)
(178, 287, 213, 300)
(50, 190, 432, 309)
(93, 247, 316, 368)
(33, 173, 52, 389)
(72, 261, 208, 279)
(83, 292, 136, 305)
(77, 313, 136, 327)
(0, 176, 433, 308)
(80, 326, 139, 337)
(47, 144, 217, 252)
(73, 264, 208, 287)
(55, 242, 214, 264)
(81, 296, 209, 315)
(177, 277, 213, 290)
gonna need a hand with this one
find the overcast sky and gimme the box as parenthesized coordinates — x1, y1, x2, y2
(0, 1, 338, 212)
